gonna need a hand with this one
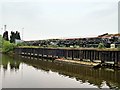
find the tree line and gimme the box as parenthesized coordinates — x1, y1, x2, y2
(3, 31, 21, 43)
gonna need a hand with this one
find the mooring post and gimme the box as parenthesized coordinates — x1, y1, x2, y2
(101, 51, 105, 65)
(114, 51, 118, 68)
(72, 50, 74, 60)
(66, 50, 68, 59)
(64, 49, 68, 59)
(42, 48, 43, 58)
(79, 50, 83, 61)
(37, 48, 39, 58)
(90, 50, 93, 62)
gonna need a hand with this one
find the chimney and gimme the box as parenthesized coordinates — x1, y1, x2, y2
(4, 25, 6, 31)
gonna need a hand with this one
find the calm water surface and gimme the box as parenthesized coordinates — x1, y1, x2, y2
(0, 54, 120, 89)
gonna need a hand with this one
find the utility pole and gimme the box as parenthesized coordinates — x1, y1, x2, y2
(22, 28, 24, 40)
(1, 28, 3, 34)
(4, 25, 7, 32)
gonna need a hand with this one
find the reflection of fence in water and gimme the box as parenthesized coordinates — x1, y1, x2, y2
(20, 56, 120, 89)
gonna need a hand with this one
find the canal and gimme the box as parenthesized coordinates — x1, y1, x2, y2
(0, 54, 120, 89)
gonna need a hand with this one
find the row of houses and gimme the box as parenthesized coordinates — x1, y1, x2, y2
(24, 33, 120, 48)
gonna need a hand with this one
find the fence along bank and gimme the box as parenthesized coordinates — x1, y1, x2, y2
(15, 47, 120, 68)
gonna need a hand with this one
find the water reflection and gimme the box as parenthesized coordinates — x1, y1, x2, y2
(1, 55, 20, 71)
(1, 54, 120, 89)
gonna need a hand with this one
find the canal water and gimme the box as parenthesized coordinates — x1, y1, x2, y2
(0, 54, 120, 89)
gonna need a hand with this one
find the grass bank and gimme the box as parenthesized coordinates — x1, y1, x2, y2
(18, 45, 120, 51)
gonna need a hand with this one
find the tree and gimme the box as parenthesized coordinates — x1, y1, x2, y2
(15, 31, 21, 40)
(10, 31, 15, 43)
(10, 31, 21, 43)
(3, 31, 9, 41)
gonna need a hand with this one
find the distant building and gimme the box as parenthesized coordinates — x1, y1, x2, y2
(15, 39, 24, 44)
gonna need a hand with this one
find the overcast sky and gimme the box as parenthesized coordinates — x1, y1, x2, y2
(0, 0, 119, 40)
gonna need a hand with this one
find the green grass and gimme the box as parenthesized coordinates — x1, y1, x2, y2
(18, 45, 120, 51)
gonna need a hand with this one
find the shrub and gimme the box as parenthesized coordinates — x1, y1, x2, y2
(2, 41, 16, 53)
(0, 35, 3, 51)
(16, 42, 27, 46)
(98, 43, 105, 49)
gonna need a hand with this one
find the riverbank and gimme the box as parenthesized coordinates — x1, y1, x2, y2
(18, 46, 120, 51)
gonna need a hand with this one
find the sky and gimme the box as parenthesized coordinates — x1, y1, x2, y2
(0, 0, 119, 40)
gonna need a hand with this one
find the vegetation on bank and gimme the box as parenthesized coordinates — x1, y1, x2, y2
(2, 41, 16, 54)
(0, 30, 22, 54)
(0, 35, 2, 52)
(18, 45, 120, 51)
(98, 43, 105, 49)
(0, 35, 15, 53)
(1, 41, 27, 54)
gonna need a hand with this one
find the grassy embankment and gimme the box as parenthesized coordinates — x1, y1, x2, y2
(18, 45, 120, 51)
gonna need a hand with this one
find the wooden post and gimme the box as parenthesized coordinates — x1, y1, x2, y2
(101, 51, 105, 64)
(72, 50, 74, 60)
(114, 51, 118, 67)
(79, 50, 83, 61)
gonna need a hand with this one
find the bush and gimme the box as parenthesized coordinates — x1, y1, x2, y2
(0, 34, 17, 53)
(2, 41, 16, 53)
(98, 43, 105, 49)
(16, 42, 27, 46)
(0, 35, 3, 48)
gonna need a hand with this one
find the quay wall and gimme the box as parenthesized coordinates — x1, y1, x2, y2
(15, 47, 120, 67)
